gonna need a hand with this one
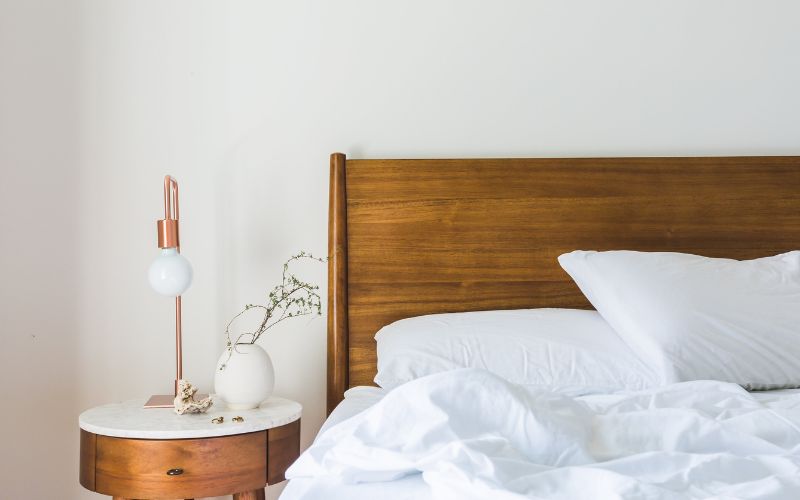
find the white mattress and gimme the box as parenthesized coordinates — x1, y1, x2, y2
(280, 384, 800, 500)
(319, 386, 387, 433)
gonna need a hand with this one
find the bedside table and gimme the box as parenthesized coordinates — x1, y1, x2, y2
(79, 397, 301, 500)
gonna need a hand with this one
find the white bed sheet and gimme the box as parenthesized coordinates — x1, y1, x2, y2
(280, 386, 433, 500)
(280, 383, 800, 500)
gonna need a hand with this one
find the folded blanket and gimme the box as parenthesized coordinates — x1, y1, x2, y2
(288, 369, 800, 499)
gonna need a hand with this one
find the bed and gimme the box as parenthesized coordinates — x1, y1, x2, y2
(282, 154, 800, 500)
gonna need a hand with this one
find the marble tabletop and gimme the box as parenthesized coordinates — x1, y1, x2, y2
(79, 396, 302, 439)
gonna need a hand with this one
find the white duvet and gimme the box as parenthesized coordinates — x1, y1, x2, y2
(287, 369, 800, 499)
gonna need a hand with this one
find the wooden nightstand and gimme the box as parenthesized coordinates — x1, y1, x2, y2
(79, 397, 301, 500)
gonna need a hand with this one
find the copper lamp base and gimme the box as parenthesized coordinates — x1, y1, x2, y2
(144, 395, 177, 408)
(144, 379, 208, 408)
(144, 393, 209, 408)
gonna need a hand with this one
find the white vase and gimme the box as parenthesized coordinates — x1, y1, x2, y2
(214, 343, 275, 410)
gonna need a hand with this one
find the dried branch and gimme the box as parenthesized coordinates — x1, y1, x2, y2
(220, 251, 325, 371)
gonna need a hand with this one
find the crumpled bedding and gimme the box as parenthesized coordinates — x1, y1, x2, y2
(287, 369, 800, 499)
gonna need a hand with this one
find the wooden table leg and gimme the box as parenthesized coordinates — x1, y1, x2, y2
(234, 489, 266, 500)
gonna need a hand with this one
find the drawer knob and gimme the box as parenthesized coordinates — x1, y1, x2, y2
(166, 468, 184, 476)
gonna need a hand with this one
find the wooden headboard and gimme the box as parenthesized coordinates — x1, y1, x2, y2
(326, 153, 800, 413)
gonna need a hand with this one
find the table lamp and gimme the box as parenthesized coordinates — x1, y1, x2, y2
(144, 175, 193, 408)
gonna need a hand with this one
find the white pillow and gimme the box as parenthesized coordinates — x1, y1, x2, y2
(558, 250, 800, 389)
(374, 308, 664, 392)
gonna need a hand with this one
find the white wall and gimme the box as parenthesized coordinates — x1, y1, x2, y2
(2, 1, 800, 498)
(0, 0, 82, 497)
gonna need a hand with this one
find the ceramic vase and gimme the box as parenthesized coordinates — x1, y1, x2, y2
(214, 343, 275, 410)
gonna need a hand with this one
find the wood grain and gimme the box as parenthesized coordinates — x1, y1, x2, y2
(328, 152, 349, 414)
(94, 431, 267, 499)
(267, 419, 301, 485)
(79, 429, 96, 491)
(328, 155, 800, 407)
(234, 488, 266, 500)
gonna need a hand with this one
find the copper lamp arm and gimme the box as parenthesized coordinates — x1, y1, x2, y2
(162, 175, 183, 394)
(164, 175, 179, 221)
(158, 176, 181, 249)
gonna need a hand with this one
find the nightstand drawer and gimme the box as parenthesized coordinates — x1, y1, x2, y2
(95, 431, 267, 499)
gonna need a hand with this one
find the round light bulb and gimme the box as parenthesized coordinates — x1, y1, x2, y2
(148, 248, 193, 296)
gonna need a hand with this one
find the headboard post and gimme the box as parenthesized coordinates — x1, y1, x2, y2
(327, 153, 349, 414)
